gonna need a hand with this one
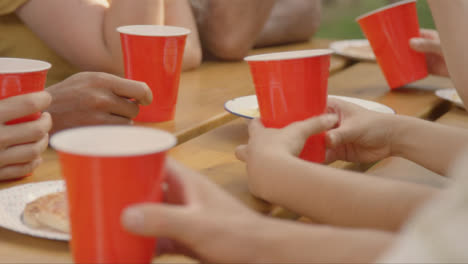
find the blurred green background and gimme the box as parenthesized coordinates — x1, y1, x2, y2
(316, 0, 435, 39)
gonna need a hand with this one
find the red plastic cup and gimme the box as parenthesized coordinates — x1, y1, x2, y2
(245, 50, 333, 163)
(50, 126, 177, 264)
(357, 0, 428, 89)
(118, 25, 190, 123)
(0, 58, 51, 125)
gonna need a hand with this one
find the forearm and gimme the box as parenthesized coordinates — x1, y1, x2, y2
(391, 115, 468, 175)
(255, 0, 321, 47)
(104, 0, 165, 74)
(195, 0, 275, 60)
(256, 217, 394, 263)
(428, 1, 468, 106)
(250, 153, 436, 232)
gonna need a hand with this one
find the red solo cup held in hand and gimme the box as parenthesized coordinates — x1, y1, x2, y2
(118, 25, 190, 123)
(357, 0, 428, 89)
(50, 126, 177, 264)
(0, 58, 51, 125)
(245, 50, 333, 163)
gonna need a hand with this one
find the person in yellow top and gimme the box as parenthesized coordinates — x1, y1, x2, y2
(0, 0, 202, 86)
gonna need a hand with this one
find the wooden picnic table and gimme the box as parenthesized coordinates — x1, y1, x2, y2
(0, 38, 459, 263)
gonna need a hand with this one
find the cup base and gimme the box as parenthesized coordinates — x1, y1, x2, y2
(134, 108, 176, 123)
(388, 70, 429, 90)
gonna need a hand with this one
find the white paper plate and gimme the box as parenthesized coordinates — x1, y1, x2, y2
(330, 39, 376, 61)
(224, 95, 395, 119)
(0, 180, 69, 241)
(435, 89, 465, 109)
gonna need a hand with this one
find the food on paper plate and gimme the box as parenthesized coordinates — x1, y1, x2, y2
(23, 192, 70, 233)
(239, 108, 260, 118)
(342, 44, 375, 60)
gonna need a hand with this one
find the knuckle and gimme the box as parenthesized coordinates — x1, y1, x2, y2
(91, 94, 112, 110)
(23, 95, 43, 112)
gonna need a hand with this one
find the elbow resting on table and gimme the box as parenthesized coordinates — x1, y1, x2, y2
(206, 35, 254, 61)
(182, 45, 203, 71)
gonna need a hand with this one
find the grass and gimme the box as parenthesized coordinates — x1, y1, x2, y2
(316, 0, 435, 40)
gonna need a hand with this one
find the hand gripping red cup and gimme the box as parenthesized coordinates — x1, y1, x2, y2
(0, 58, 51, 125)
(50, 126, 177, 264)
(245, 49, 333, 163)
(118, 25, 190, 123)
(357, 0, 428, 89)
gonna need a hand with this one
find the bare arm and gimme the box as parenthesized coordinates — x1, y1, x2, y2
(192, 0, 275, 60)
(16, 0, 201, 75)
(255, 0, 321, 48)
(258, 218, 394, 264)
(123, 159, 395, 263)
(391, 115, 468, 176)
(428, 1, 468, 105)
(250, 152, 436, 232)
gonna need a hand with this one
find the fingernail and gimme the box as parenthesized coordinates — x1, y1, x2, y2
(410, 38, 422, 45)
(122, 207, 144, 231)
(323, 114, 339, 125)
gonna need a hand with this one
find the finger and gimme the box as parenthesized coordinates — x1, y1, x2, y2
(410, 38, 442, 55)
(121, 203, 191, 239)
(420, 29, 439, 40)
(156, 238, 200, 259)
(0, 112, 52, 149)
(105, 95, 140, 119)
(235, 145, 248, 162)
(0, 135, 49, 168)
(286, 114, 339, 140)
(0, 158, 42, 181)
(326, 125, 353, 149)
(164, 160, 187, 205)
(0, 92, 51, 123)
(325, 149, 338, 164)
(247, 119, 264, 137)
(88, 73, 153, 105)
(95, 113, 133, 125)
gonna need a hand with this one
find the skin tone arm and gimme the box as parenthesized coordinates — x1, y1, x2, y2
(427, 1, 468, 105)
(193, 0, 275, 60)
(16, 0, 201, 75)
(236, 112, 437, 232)
(121, 159, 395, 263)
(255, 0, 321, 48)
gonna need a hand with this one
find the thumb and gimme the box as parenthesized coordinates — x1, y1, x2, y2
(121, 203, 190, 239)
(410, 38, 442, 55)
(235, 145, 248, 162)
(286, 114, 339, 140)
(326, 125, 352, 149)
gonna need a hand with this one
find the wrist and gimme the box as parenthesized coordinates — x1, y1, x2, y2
(389, 115, 417, 158)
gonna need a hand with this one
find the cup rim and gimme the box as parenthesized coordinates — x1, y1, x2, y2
(244, 49, 334, 62)
(50, 126, 178, 157)
(356, 0, 416, 21)
(117, 25, 191, 37)
(0, 58, 51, 74)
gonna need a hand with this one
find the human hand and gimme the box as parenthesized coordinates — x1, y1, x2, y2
(410, 29, 449, 77)
(46, 72, 152, 133)
(325, 98, 397, 164)
(121, 159, 267, 264)
(236, 114, 338, 162)
(0, 92, 52, 180)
